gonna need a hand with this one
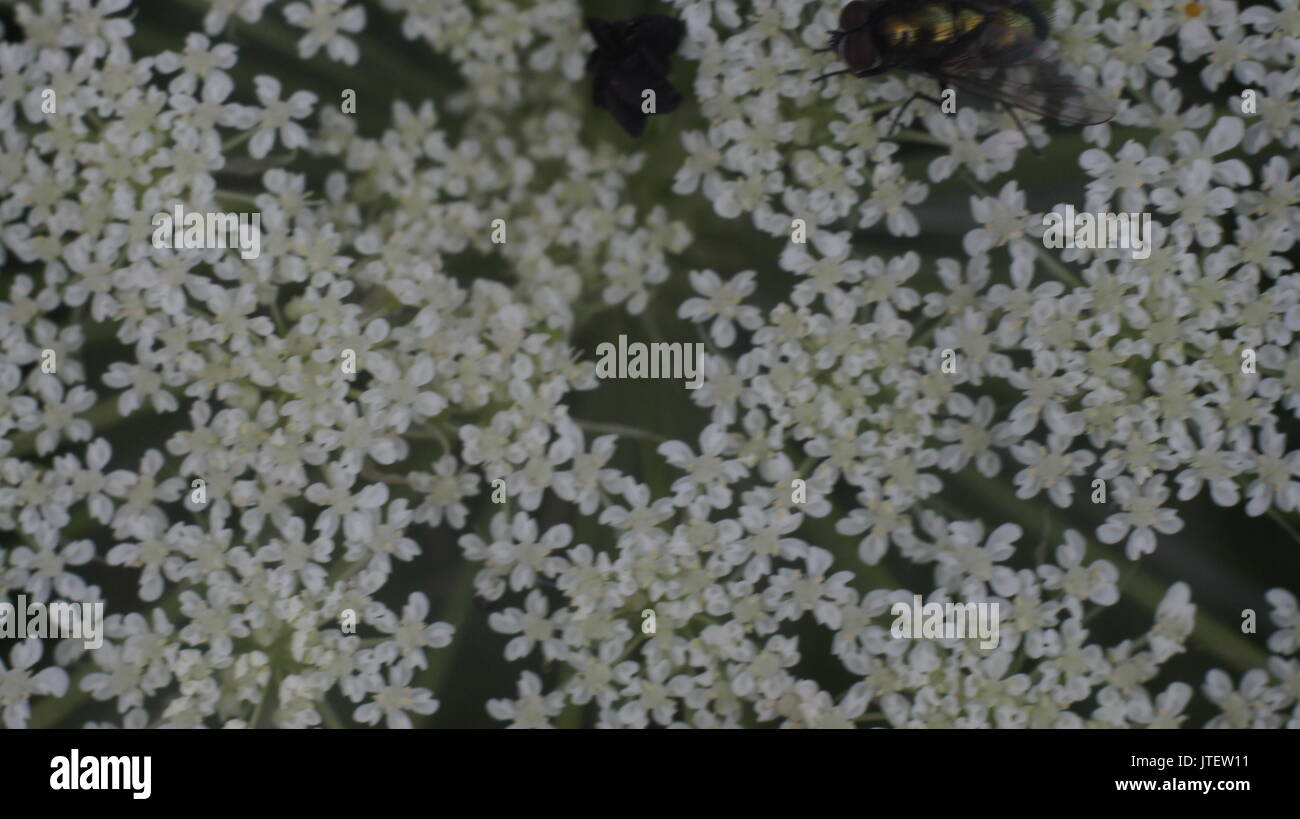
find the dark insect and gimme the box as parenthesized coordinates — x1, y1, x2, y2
(815, 0, 1114, 140)
(0, 4, 24, 43)
(586, 14, 687, 137)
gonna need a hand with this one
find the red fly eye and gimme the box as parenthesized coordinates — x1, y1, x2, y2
(839, 1, 872, 31)
(839, 31, 877, 69)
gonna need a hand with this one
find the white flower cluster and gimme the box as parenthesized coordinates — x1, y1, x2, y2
(0, 0, 1298, 728)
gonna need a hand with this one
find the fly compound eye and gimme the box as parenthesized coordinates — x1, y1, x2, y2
(839, 1, 872, 32)
(839, 30, 878, 70)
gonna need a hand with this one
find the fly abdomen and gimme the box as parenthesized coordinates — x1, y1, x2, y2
(876, 1, 1048, 60)
(817, 0, 1115, 129)
(975, 6, 1046, 63)
(953, 7, 984, 39)
(912, 5, 956, 44)
(877, 4, 965, 59)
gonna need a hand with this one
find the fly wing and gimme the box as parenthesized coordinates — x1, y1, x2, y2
(926, 14, 1115, 126)
(932, 59, 1115, 125)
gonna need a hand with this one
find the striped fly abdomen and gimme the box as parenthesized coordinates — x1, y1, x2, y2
(816, 0, 1116, 129)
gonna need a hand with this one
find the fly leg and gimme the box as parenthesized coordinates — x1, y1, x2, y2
(1001, 102, 1043, 156)
(811, 29, 842, 53)
(813, 63, 887, 82)
(887, 73, 953, 137)
(812, 68, 857, 82)
(887, 91, 942, 137)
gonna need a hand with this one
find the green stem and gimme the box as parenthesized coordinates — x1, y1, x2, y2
(575, 418, 668, 443)
(960, 171, 1085, 289)
(251, 667, 278, 728)
(948, 469, 1268, 673)
(319, 698, 346, 729)
(418, 558, 478, 726)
